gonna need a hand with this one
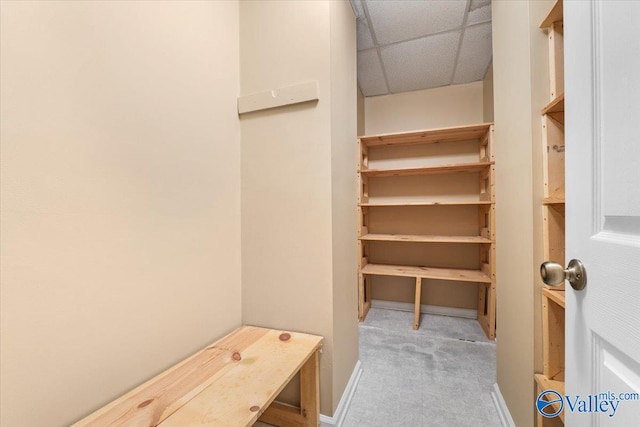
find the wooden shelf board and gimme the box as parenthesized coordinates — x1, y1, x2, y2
(359, 201, 494, 207)
(361, 263, 492, 283)
(359, 123, 493, 148)
(542, 197, 565, 205)
(540, 0, 563, 28)
(547, 202, 566, 215)
(535, 373, 565, 395)
(543, 288, 566, 309)
(360, 233, 493, 244)
(542, 93, 565, 115)
(552, 370, 565, 383)
(360, 161, 493, 177)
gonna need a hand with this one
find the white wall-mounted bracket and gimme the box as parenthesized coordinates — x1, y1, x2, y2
(237, 81, 319, 115)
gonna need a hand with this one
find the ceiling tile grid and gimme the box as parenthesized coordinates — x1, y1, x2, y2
(381, 31, 460, 93)
(452, 21, 492, 85)
(366, 0, 466, 45)
(352, 0, 493, 97)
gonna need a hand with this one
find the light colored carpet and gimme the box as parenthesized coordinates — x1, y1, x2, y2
(341, 308, 501, 427)
(255, 308, 501, 427)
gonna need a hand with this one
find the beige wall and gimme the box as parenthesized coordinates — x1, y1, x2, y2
(493, 2, 534, 424)
(0, 2, 241, 426)
(239, 0, 358, 416)
(483, 63, 495, 122)
(364, 81, 484, 135)
(492, 1, 553, 426)
(330, 0, 359, 411)
(357, 87, 365, 136)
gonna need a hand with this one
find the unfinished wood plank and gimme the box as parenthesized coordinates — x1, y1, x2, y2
(542, 197, 565, 205)
(363, 299, 371, 320)
(259, 402, 307, 427)
(358, 272, 365, 321)
(477, 283, 487, 323)
(543, 204, 566, 270)
(543, 93, 565, 126)
(259, 354, 319, 427)
(359, 201, 494, 207)
(548, 203, 565, 216)
(548, 21, 564, 100)
(541, 115, 565, 199)
(479, 165, 495, 202)
(359, 123, 494, 148)
(542, 291, 565, 381)
(357, 208, 368, 237)
(358, 134, 367, 322)
(414, 277, 422, 330)
(299, 350, 319, 426)
(535, 374, 566, 423)
(359, 233, 493, 244)
(361, 263, 492, 283)
(477, 282, 496, 340)
(487, 283, 496, 340)
(72, 327, 271, 427)
(160, 329, 322, 427)
(535, 374, 565, 396)
(480, 125, 495, 162)
(543, 288, 565, 309)
(479, 204, 496, 240)
(359, 161, 493, 177)
(539, 0, 563, 28)
(357, 140, 369, 204)
(357, 174, 369, 204)
(479, 243, 496, 281)
(541, 93, 565, 115)
(359, 140, 369, 170)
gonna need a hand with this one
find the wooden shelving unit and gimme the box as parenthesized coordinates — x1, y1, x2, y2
(536, 1, 565, 425)
(357, 123, 496, 339)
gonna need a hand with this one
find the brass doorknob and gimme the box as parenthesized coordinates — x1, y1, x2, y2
(540, 259, 587, 290)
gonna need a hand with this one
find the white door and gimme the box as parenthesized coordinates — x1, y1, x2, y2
(564, 1, 640, 425)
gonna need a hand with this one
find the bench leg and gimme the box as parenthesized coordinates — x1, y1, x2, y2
(259, 350, 320, 427)
(300, 350, 320, 426)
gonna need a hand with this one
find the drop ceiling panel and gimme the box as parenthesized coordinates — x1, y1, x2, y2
(352, 0, 493, 96)
(366, 0, 467, 45)
(467, 2, 492, 25)
(358, 49, 388, 96)
(381, 31, 460, 93)
(453, 22, 493, 85)
(469, 0, 491, 11)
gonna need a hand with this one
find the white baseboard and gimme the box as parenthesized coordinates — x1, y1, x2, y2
(319, 360, 363, 426)
(371, 299, 477, 319)
(491, 383, 516, 427)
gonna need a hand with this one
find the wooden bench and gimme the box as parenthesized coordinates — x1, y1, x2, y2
(73, 326, 323, 427)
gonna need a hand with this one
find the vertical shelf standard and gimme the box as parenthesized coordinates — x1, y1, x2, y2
(536, 1, 566, 425)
